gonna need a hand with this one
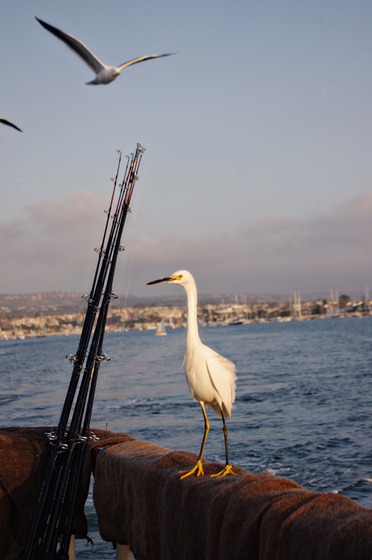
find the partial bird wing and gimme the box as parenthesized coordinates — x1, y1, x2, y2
(118, 53, 174, 70)
(35, 17, 106, 74)
(204, 345, 237, 419)
(0, 118, 22, 132)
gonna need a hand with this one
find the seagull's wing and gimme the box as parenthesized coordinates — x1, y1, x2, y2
(35, 17, 106, 74)
(0, 118, 22, 132)
(118, 52, 175, 70)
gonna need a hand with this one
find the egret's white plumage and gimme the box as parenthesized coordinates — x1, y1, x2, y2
(147, 270, 237, 478)
(0, 118, 22, 132)
(36, 17, 174, 85)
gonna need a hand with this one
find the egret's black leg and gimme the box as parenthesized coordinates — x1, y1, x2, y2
(210, 409, 236, 477)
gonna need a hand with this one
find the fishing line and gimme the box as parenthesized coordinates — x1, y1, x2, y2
(120, 201, 147, 310)
(122, 232, 135, 309)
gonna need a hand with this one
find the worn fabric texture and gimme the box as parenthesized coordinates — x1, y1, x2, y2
(93, 439, 372, 560)
(0, 426, 127, 560)
(2, 428, 372, 560)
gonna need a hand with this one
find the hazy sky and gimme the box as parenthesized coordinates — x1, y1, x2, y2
(1, 0, 372, 297)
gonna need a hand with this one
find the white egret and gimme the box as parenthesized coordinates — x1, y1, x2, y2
(0, 118, 22, 132)
(147, 270, 237, 478)
(35, 17, 174, 85)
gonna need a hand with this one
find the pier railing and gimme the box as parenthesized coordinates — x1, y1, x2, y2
(2, 426, 372, 560)
(92, 435, 372, 560)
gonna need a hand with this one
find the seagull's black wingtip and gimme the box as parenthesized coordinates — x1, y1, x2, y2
(35, 16, 48, 29)
(0, 119, 23, 132)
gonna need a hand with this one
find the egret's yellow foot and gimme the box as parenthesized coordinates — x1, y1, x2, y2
(210, 464, 237, 478)
(180, 459, 204, 479)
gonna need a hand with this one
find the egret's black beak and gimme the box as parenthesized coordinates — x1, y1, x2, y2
(147, 276, 172, 285)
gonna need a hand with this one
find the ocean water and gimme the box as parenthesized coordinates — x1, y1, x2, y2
(1, 316, 372, 557)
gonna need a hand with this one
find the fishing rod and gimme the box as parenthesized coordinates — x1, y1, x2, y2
(42, 148, 144, 558)
(54, 149, 125, 445)
(56, 214, 124, 559)
(20, 152, 124, 560)
(89, 149, 124, 300)
(21, 143, 145, 560)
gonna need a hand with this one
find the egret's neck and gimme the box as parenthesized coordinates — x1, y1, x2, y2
(184, 283, 200, 342)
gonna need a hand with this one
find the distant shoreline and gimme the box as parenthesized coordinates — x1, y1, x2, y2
(1, 302, 370, 341)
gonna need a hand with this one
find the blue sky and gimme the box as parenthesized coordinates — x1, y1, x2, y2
(1, 0, 372, 297)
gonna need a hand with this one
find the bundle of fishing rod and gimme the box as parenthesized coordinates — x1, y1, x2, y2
(21, 143, 145, 560)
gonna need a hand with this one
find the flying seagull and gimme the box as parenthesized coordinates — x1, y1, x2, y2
(35, 17, 174, 85)
(0, 118, 22, 132)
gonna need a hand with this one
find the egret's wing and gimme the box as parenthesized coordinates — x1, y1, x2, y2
(204, 345, 237, 418)
(36, 17, 105, 74)
(118, 53, 174, 70)
(0, 118, 22, 132)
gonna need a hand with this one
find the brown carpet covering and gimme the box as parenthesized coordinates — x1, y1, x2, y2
(1, 428, 372, 559)
(93, 439, 372, 560)
(0, 427, 128, 560)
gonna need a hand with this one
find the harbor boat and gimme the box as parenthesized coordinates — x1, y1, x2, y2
(155, 319, 167, 336)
